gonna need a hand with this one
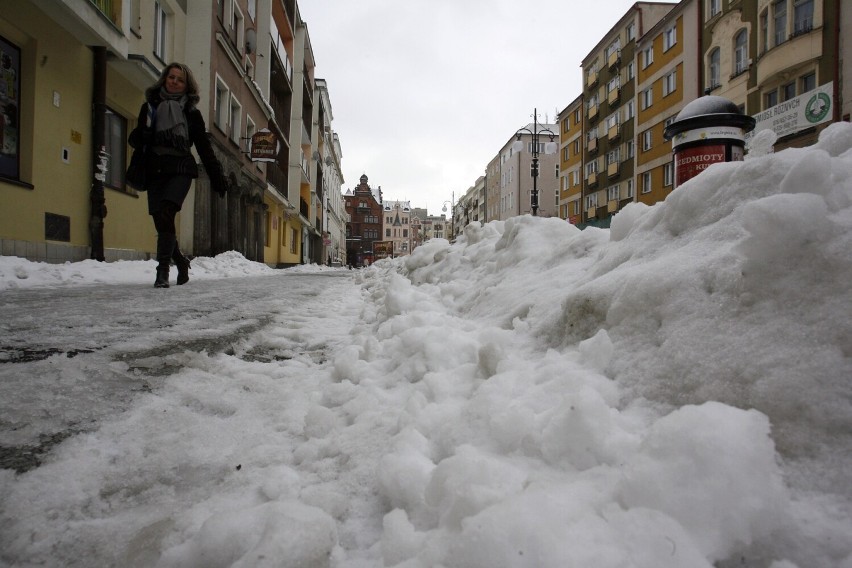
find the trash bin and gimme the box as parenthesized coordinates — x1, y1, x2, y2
(663, 95, 756, 189)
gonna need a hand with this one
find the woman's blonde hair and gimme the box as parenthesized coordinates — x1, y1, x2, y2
(146, 62, 200, 106)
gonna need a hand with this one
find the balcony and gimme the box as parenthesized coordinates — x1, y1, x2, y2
(608, 124, 620, 140)
(607, 49, 620, 68)
(587, 70, 598, 87)
(607, 87, 621, 105)
(587, 206, 597, 218)
(588, 172, 598, 186)
(607, 162, 619, 177)
(90, 0, 121, 27)
(587, 137, 598, 153)
(607, 199, 618, 212)
(588, 105, 598, 120)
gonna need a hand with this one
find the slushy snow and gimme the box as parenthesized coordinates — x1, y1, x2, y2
(1, 123, 851, 567)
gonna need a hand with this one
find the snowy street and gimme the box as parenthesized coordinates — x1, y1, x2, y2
(2, 124, 852, 568)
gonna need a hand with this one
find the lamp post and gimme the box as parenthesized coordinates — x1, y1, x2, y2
(441, 192, 455, 240)
(513, 108, 557, 216)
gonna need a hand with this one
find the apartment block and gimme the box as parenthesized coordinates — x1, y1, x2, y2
(580, 2, 674, 228)
(558, 95, 584, 223)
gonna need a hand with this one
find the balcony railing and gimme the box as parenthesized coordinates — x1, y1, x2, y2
(90, 0, 120, 26)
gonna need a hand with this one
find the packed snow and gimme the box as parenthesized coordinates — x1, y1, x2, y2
(1, 123, 851, 567)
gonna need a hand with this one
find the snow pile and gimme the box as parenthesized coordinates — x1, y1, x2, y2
(0, 250, 277, 290)
(0, 123, 850, 567)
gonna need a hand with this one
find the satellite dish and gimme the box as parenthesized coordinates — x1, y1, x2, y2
(245, 28, 257, 54)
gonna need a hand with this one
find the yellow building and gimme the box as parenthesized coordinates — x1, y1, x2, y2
(558, 95, 584, 224)
(0, 1, 188, 262)
(636, 0, 701, 206)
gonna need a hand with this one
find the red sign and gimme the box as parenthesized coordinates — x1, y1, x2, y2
(674, 144, 726, 186)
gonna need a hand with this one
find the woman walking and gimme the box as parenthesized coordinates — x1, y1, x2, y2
(128, 62, 228, 288)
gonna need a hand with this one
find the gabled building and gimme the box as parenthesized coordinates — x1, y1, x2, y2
(315, 80, 346, 266)
(344, 174, 382, 267)
(382, 199, 413, 257)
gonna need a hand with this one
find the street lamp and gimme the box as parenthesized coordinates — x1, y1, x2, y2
(513, 108, 557, 216)
(441, 192, 455, 240)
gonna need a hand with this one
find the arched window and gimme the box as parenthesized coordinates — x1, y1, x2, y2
(708, 48, 720, 90)
(734, 30, 748, 75)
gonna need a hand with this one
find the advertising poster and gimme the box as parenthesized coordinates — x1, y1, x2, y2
(0, 34, 20, 180)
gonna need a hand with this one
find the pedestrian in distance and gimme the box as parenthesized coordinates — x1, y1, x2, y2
(128, 62, 228, 288)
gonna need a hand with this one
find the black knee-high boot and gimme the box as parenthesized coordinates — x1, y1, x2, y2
(154, 233, 176, 288)
(172, 243, 191, 285)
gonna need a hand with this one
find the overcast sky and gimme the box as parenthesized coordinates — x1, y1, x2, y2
(298, 0, 677, 215)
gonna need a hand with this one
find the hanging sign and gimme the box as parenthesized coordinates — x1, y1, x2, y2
(249, 128, 280, 162)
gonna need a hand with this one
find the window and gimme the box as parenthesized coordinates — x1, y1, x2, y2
(214, 78, 228, 131)
(607, 76, 620, 95)
(708, 48, 720, 89)
(606, 39, 621, 60)
(608, 185, 620, 201)
(663, 25, 677, 51)
(664, 162, 674, 187)
(153, 1, 167, 61)
(0, 36, 21, 180)
(766, 89, 778, 109)
(605, 113, 619, 131)
(627, 60, 635, 80)
(290, 228, 297, 254)
(760, 11, 769, 52)
(642, 172, 652, 193)
(574, 139, 580, 154)
(386, 228, 391, 237)
(572, 170, 580, 185)
(626, 179, 634, 199)
(793, 0, 813, 35)
(774, 0, 787, 45)
(606, 148, 620, 166)
(663, 70, 677, 96)
(627, 22, 636, 41)
(801, 72, 816, 93)
(230, 2, 245, 53)
(708, 0, 720, 19)
(129, 0, 141, 35)
(642, 130, 653, 151)
(626, 100, 635, 119)
(245, 115, 256, 153)
(585, 161, 598, 176)
(247, 0, 257, 21)
(734, 30, 748, 75)
(574, 108, 581, 123)
(627, 139, 635, 158)
(782, 82, 796, 101)
(641, 46, 654, 69)
(104, 107, 127, 190)
(586, 194, 598, 209)
(572, 200, 580, 215)
(641, 88, 653, 110)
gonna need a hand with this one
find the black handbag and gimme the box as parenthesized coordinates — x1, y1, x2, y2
(126, 146, 147, 191)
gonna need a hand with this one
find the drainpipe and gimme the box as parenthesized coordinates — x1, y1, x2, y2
(834, 0, 841, 121)
(90, 46, 107, 261)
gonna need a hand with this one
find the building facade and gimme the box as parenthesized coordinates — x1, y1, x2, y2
(635, 0, 701, 206)
(1, 0, 343, 268)
(344, 174, 382, 267)
(581, 2, 674, 228)
(558, 95, 585, 223)
(382, 199, 413, 258)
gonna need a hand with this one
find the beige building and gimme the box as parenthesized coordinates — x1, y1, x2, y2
(382, 199, 413, 257)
